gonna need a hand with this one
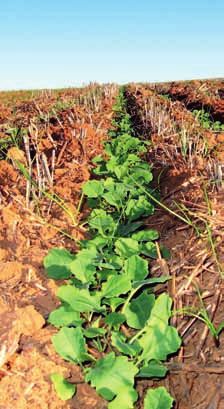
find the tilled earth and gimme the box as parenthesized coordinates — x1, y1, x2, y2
(0, 81, 224, 408)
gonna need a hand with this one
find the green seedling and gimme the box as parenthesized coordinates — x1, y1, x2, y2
(174, 281, 224, 341)
(193, 109, 224, 131)
(44, 86, 180, 408)
(0, 127, 24, 160)
(159, 94, 170, 101)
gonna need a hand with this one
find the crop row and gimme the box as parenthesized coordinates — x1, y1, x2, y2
(44, 87, 181, 408)
(143, 79, 224, 125)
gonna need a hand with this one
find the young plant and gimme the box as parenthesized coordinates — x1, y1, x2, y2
(173, 281, 224, 341)
(44, 87, 181, 408)
(193, 109, 224, 131)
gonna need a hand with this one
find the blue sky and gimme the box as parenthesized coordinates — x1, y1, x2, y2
(0, 0, 223, 90)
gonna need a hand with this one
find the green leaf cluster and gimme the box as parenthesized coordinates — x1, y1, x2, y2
(193, 108, 224, 131)
(44, 86, 181, 408)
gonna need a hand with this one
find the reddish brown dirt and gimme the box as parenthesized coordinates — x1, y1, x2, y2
(0, 85, 116, 409)
(126, 83, 224, 408)
(144, 173, 224, 409)
(151, 78, 224, 123)
(1, 82, 224, 409)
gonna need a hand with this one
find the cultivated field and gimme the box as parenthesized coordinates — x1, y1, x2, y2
(0, 79, 224, 409)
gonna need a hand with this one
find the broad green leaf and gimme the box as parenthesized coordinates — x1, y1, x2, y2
(101, 275, 131, 298)
(124, 291, 155, 329)
(146, 292, 172, 323)
(104, 142, 113, 156)
(115, 238, 140, 258)
(57, 285, 105, 313)
(44, 248, 75, 279)
(125, 199, 140, 222)
(104, 312, 126, 327)
(70, 250, 98, 283)
(50, 373, 76, 400)
(111, 331, 141, 357)
(87, 198, 100, 208)
(124, 255, 148, 281)
(125, 196, 154, 222)
(88, 247, 104, 262)
(98, 262, 118, 270)
(114, 164, 129, 179)
(106, 156, 118, 172)
(48, 305, 83, 328)
(97, 269, 117, 282)
(131, 161, 151, 169)
(92, 155, 104, 163)
(103, 183, 126, 208)
(132, 276, 170, 290)
(82, 180, 104, 198)
(141, 242, 158, 259)
(83, 328, 107, 338)
(74, 248, 103, 264)
(103, 191, 122, 208)
(89, 209, 115, 234)
(104, 253, 123, 269)
(130, 166, 153, 184)
(85, 352, 138, 405)
(79, 235, 108, 250)
(103, 177, 115, 188)
(136, 362, 167, 378)
(108, 130, 116, 136)
(127, 153, 141, 164)
(118, 221, 144, 237)
(53, 327, 92, 364)
(113, 134, 142, 157)
(136, 196, 154, 218)
(138, 294, 181, 363)
(93, 162, 109, 175)
(68, 277, 88, 289)
(103, 297, 125, 311)
(116, 181, 129, 197)
(109, 387, 138, 409)
(144, 387, 174, 409)
(132, 230, 159, 242)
